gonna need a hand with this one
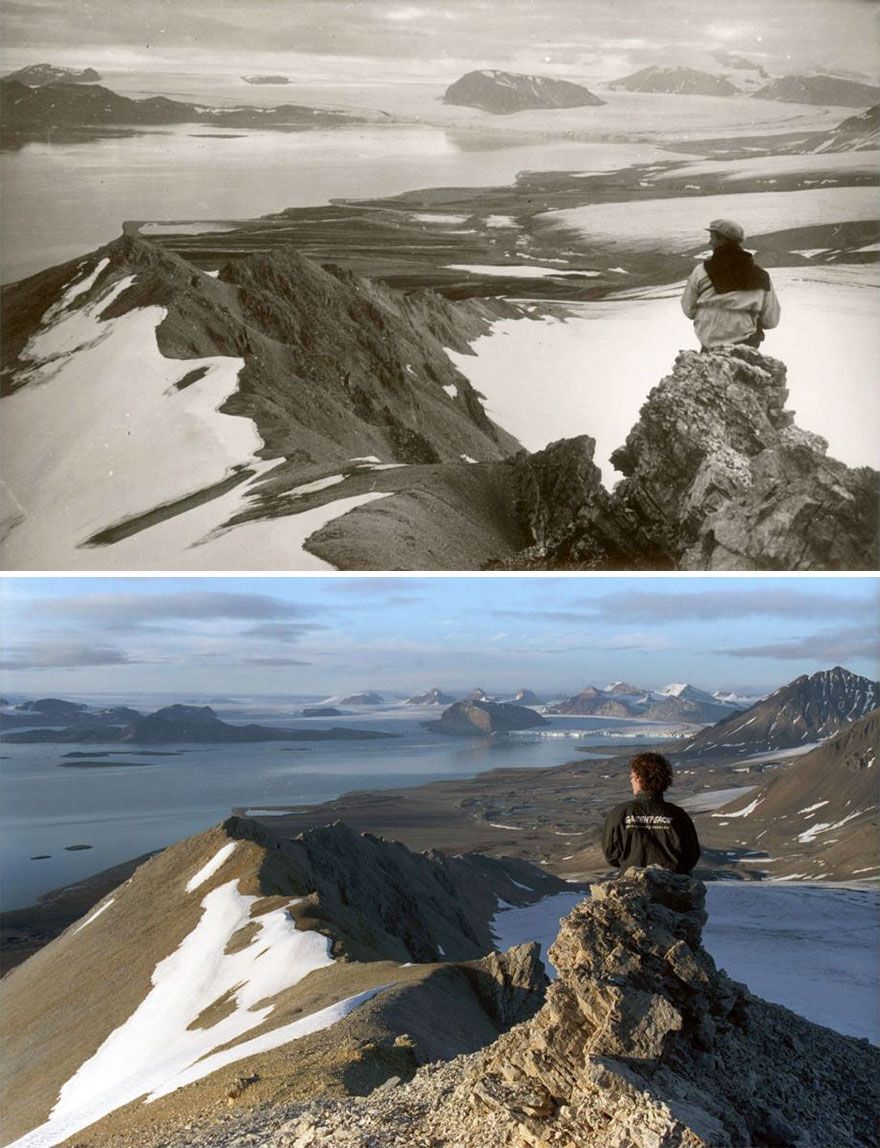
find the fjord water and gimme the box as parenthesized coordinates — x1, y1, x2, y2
(1, 708, 640, 910)
(0, 126, 670, 284)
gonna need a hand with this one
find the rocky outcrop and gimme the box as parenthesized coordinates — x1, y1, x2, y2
(463, 943, 548, 1031)
(425, 700, 549, 736)
(222, 869, 879, 1148)
(443, 70, 604, 114)
(610, 348, 879, 570)
(501, 347, 878, 570)
(442, 869, 879, 1147)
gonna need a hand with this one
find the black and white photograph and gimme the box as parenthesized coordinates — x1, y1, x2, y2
(1, 0, 877, 570)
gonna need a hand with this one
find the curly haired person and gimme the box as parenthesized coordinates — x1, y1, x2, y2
(602, 752, 701, 874)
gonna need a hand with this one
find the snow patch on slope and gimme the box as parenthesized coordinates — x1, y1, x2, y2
(11, 880, 382, 1148)
(185, 843, 237, 892)
(1, 273, 261, 567)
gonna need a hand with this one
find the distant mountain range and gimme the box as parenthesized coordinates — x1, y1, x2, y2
(681, 667, 879, 757)
(405, 687, 457, 706)
(606, 65, 880, 107)
(3, 703, 396, 744)
(0, 78, 387, 145)
(705, 708, 878, 881)
(443, 70, 604, 114)
(546, 681, 742, 723)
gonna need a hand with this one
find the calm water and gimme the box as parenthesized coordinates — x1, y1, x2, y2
(1, 707, 673, 909)
(0, 125, 661, 284)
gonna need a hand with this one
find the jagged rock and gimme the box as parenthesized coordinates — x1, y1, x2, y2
(421, 868, 879, 1148)
(501, 347, 878, 570)
(463, 943, 548, 1031)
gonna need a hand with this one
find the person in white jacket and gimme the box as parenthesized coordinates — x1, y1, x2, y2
(681, 219, 780, 350)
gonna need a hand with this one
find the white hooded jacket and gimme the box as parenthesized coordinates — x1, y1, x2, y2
(681, 264, 781, 349)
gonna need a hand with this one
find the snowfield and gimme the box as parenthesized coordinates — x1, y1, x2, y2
(541, 186, 878, 253)
(10, 879, 384, 1148)
(0, 266, 393, 569)
(448, 264, 880, 486)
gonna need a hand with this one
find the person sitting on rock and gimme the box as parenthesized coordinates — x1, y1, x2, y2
(681, 218, 780, 351)
(602, 752, 701, 875)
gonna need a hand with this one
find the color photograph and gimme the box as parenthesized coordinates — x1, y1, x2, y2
(1, 0, 878, 570)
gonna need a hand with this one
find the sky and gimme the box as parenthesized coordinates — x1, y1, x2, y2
(1, 575, 877, 701)
(2, 0, 878, 84)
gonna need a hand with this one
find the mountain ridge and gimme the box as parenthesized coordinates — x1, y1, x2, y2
(681, 666, 879, 758)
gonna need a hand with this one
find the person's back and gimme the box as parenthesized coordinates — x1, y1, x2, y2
(603, 752, 700, 875)
(681, 218, 780, 351)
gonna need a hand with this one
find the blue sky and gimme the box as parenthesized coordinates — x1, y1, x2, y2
(1, 575, 876, 700)
(2, 0, 877, 83)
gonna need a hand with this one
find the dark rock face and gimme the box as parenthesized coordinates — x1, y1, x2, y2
(682, 666, 880, 756)
(608, 66, 737, 96)
(464, 943, 548, 1031)
(340, 692, 384, 706)
(426, 700, 549, 737)
(224, 817, 566, 963)
(443, 70, 604, 114)
(454, 869, 880, 1147)
(301, 706, 343, 717)
(753, 73, 880, 107)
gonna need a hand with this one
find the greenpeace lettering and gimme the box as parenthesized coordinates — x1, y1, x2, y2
(624, 814, 674, 829)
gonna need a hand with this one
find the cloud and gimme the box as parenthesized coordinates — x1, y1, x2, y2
(2, 643, 132, 669)
(39, 591, 314, 625)
(720, 626, 880, 662)
(242, 657, 313, 666)
(243, 623, 328, 643)
(586, 589, 872, 624)
(325, 579, 425, 606)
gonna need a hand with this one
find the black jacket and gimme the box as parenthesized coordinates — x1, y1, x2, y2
(602, 791, 701, 875)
